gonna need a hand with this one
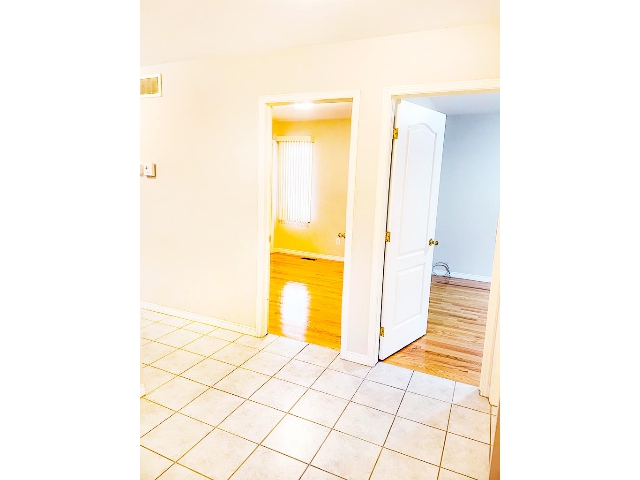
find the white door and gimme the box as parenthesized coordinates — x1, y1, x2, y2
(379, 100, 446, 360)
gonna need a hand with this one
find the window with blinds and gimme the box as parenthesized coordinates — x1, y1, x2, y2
(277, 139, 312, 225)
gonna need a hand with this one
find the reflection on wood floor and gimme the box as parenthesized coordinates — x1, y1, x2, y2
(269, 253, 343, 349)
(268, 252, 489, 386)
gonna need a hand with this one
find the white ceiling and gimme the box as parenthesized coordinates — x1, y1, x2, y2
(272, 102, 352, 122)
(141, 0, 500, 65)
(406, 92, 500, 115)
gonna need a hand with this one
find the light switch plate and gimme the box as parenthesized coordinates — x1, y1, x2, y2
(143, 163, 156, 177)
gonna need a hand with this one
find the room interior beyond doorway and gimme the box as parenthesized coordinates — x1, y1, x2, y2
(267, 100, 353, 351)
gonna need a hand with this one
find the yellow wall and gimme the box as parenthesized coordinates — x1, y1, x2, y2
(140, 23, 500, 356)
(272, 118, 351, 258)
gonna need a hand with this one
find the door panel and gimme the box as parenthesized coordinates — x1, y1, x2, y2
(379, 100, 446, 360)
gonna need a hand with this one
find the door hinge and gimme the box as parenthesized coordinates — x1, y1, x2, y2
(392, 128, 398, 140)
(385, 231, 391, 242)
(380, 327, 385, 337)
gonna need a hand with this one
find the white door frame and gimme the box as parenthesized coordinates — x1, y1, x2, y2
(256, 90, 361, 354)
(368, 79, 500, 392)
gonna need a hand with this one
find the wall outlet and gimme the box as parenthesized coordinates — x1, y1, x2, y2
(336, 237, 340, 245)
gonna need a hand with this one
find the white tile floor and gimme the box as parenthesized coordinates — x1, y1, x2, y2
(140, 309, 497, 480)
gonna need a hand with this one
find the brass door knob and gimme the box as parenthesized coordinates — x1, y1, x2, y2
(429, 239, 439, 246)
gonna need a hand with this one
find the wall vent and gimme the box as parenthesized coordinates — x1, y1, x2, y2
(140, 74, 161, 97)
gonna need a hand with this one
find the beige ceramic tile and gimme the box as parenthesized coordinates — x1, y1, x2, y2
(208, 328, 244, 342)
(152, 350, 205, 375)
(334, 402, 394, 445)
(182, 336, 229, 357)
(327, 358, 371, 378)
(218, 400, 285, 443)
(396, 391, 451, 431)
(384, 417, 446, 465)
(370, 448, 439, 480)
(275, 359, 325, 387)
(407, 372, 455, 403)
(179, 428, 256, 480)
(365, 362, 413, 389)
(180, 388, 244, 426)
(141, 342, 177, 364)
(214, 368, 270, 398)
(160, 316, 193, 327)
(352, 380, 405, 414)
(141, 398, 173, 436)
(263, 415, 330, 462)
(448, 405, 491, 444)
(141, 337, 151, 347)
(441, 433, 490, 480)
(300, 467, 343, 479)
(311, 369, 363, 399)
(294, 344, 339, 367)
(250, 378, 307, 412)
(157, 464, 209, 480)
(234, 333, 279, 349)
(453, 383, 491, 414)
(141, 446, 172, 480)
(183, 322, 217, 335)
(141, 413, 212, 461)
(263, 336, 308, 358)
(311, 430, 381, 480)
(142, 323, 178, 341)
(141, 318, 155, 328)
(438, 469, 475, 480)
(211, 344, 259, 366)
(142, 310, 170, 322)
(142, 366, 176, 393)
(231, 446, 307, 480)
(145, 377, 208, 411)
(241, 351, 291, 376)
(289, 389, 349, 428)
(156, 329, 202, 348)
(181, 358, 236, 387)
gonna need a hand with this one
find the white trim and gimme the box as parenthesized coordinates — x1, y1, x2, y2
(273, 248, 344, 262)
(480, 216, 500, 399)
(368, 79, 500, 367)
(140, 384, 146, 397)
(141, 301, 258, 336)
(275, 136, 313, 142)
(340, 351, 376, 367)
(257, 89, 360, 352)
(448, 272, 492, 283)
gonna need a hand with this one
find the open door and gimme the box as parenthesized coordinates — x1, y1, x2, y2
(378, 99, 446, 359)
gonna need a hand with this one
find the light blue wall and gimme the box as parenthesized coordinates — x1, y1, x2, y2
(433, 113, 500, 280)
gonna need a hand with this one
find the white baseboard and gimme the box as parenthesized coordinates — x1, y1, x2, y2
(140, 301, 258, 336)
(140, 384, 145, 397)
(449, 272, 492, 283)
(273, 248, 344, 262)
(340, 351, 377, 367)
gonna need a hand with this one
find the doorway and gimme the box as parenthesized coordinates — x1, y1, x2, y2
(255, 90, 360, 355)
(377, 90, 500, 387)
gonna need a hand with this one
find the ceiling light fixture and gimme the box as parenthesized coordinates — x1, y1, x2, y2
(293, 102, 314, 110)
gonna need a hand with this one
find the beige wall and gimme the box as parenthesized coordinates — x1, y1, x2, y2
(272, 118, 351, 258)
(140, 23, 500, 357)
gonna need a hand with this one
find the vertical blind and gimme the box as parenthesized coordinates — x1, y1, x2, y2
(277, 140, 312, 224)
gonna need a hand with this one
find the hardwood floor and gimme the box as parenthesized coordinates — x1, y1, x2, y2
(382, 276, 490, 386)
(269, 253, 343, 349)
(268, 252, 489, 386)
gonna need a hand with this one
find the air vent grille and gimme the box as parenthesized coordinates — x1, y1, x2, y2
(140, 74, 161, 97)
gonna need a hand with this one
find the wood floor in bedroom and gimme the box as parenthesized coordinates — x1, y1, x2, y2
(268, 252, 490, 386)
